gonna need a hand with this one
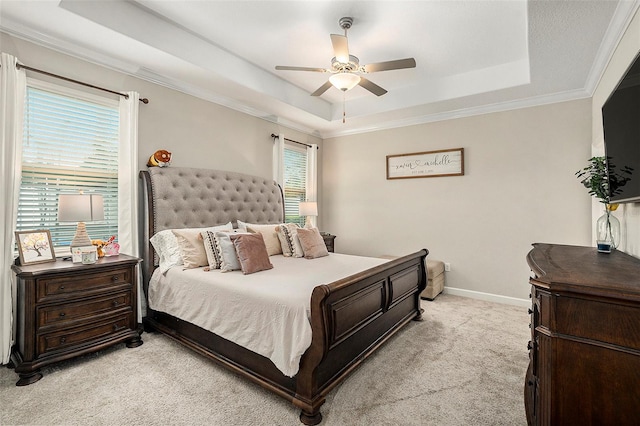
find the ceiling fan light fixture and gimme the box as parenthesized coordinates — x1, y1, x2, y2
(329, 73, 361, 91)
(276, 16, 414, 99)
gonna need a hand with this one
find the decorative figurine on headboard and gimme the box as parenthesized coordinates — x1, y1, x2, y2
(147, 150, 172, 167)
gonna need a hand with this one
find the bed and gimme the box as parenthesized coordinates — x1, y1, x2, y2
(139, 167, 428, 425)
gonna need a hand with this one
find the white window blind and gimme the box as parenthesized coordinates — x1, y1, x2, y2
(283, 144, 307, 226)
(17, 84, 119, 248)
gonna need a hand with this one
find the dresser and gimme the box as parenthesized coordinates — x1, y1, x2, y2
(11, 254, 142, 386)
(525, 243, 640, 425)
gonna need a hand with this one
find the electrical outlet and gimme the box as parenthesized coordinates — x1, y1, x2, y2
(444, 263, 451, 272)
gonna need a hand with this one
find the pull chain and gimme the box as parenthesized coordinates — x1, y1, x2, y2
(342, 91, 346, 124)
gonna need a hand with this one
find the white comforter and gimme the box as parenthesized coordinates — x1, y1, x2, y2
(148, 253, 388, 377)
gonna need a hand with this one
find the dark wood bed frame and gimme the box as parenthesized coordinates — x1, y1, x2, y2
(139, 168, 428, 424)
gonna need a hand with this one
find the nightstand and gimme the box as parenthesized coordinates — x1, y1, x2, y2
(10, 254, 143, 386)
(320, 232, 336, 253)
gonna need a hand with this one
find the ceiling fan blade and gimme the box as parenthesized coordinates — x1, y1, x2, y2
(275, 66, 327, 72)
(358, 77, 387, 96)
(311, 81, 333, 97)
(330, 34, 350, 63)
(364, 58, 416, 73)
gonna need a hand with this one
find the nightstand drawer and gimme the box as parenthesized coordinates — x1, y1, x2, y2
(38, 291, 132, 329)
(38, 314, 133, 354)
(37, 268, 132, 302)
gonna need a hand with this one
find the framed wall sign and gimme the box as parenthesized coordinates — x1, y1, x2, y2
(386, 148, 464, 180)
(15, 230, 56, 265)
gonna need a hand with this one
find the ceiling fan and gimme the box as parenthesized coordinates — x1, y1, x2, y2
(275, 17, 416, 97)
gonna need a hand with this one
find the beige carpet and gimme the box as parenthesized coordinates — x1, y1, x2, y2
(0, 294, 529, 425)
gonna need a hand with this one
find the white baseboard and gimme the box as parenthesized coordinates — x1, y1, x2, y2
(443, 286, 531, 307)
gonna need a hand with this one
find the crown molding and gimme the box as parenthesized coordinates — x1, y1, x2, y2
(4, 0, 636, 142)
(0, 23, 320, 138)
(584, 0, 640, 96)
(320, 89, 592, 139)
(133, 67, 320, 136)
(0, 21, 602, 142)
(0, 21, 139, 75)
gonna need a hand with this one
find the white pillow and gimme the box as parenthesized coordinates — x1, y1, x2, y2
(214, 230, 251, 272)
(242, 222, 283, 256)
(150, 230, 182, 274)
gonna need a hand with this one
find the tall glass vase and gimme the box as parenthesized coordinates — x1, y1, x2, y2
(596, 204, 620, 253)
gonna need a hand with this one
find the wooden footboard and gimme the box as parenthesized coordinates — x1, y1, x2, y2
(144, 249, 427, 425)
(295, 249, 427, 424)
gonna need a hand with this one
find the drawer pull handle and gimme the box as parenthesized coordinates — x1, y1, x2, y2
(112, 301, 119, 307)
(528, 308, 533, 315)
(527, 341, 534, 350)
(111, 276, 119, 282)
(527, 380, 534, 387)
(59, 312, 66, 317)
(60, 337, 66, 344)
(60, 286, 65, 290)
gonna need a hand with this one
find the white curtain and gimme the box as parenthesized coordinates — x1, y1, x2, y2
(0, 53, 26, 364)
(306, 144, 318, 228)
(272, 134, 284, 187)
(118, 92, 142, 320)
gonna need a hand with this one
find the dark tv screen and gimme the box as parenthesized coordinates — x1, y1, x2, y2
(602, 52, 640, 203)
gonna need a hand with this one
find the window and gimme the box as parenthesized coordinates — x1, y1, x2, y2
(16, 81, 119, 249)
(283, 144, 307, 226)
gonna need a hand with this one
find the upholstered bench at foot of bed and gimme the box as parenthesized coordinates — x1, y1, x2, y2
(422, 259, 445, 300)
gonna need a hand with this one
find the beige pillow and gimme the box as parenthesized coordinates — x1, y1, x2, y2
(246, 224, 283, 256)
(296, 227, 329, 259)
(172, 229, 208, 268)
(172, 223, 232, 268)
(231, 233, 273, 274)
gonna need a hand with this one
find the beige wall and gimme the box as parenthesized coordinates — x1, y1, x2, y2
(592, 8, 640, 258)
(1, 32, 321, 182)
(323, 99, 592, 301)
(3, 28, 623, 303)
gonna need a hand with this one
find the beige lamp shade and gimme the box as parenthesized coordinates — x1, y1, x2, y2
(58, 194, 104, 248)
(299, 201, 318, 228)
(299, 201, 318, 217)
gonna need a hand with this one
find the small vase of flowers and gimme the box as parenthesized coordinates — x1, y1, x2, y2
(575, 156, 632, 253)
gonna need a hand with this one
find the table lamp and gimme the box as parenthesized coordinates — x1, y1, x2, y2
(58, 194, 104, 249)
(299, 201, 318, 228)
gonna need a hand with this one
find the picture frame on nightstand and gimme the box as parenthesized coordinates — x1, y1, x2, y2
(14, 230, 55, 266)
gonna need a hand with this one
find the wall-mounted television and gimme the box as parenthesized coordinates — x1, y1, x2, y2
(602, 51, 640, 203)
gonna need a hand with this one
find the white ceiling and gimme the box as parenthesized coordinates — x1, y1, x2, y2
(1, 1, 638, 138)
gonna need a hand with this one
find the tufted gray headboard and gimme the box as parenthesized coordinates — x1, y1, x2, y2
(139, 167, 284, 292)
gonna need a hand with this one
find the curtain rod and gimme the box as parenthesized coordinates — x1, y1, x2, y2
(16, 63, 149, 104)
(271, 133, 318, 149)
